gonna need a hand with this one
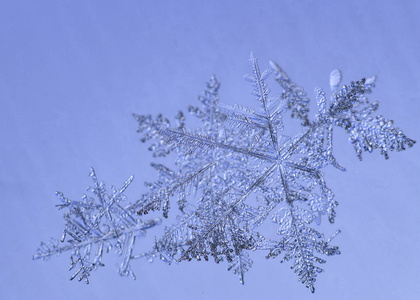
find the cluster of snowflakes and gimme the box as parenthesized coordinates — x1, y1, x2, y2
(34, 54, 415, 292)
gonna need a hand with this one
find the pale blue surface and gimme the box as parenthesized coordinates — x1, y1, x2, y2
(1, 1, 419, 299)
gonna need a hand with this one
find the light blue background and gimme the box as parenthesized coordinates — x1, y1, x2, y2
(1, 1, 419, 299)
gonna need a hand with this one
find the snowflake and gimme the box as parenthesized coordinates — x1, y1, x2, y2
(33, 168, 161, 283)
(34, 54, 415, 293)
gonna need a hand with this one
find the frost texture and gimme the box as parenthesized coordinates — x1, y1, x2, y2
(34, 54, 415, 292)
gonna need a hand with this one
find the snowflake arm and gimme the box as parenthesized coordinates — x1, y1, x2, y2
(269, 60, 310, 126)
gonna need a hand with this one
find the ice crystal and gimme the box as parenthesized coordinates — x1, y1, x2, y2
(34, 54, 415, 293)
(33, 168, 161, 283)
